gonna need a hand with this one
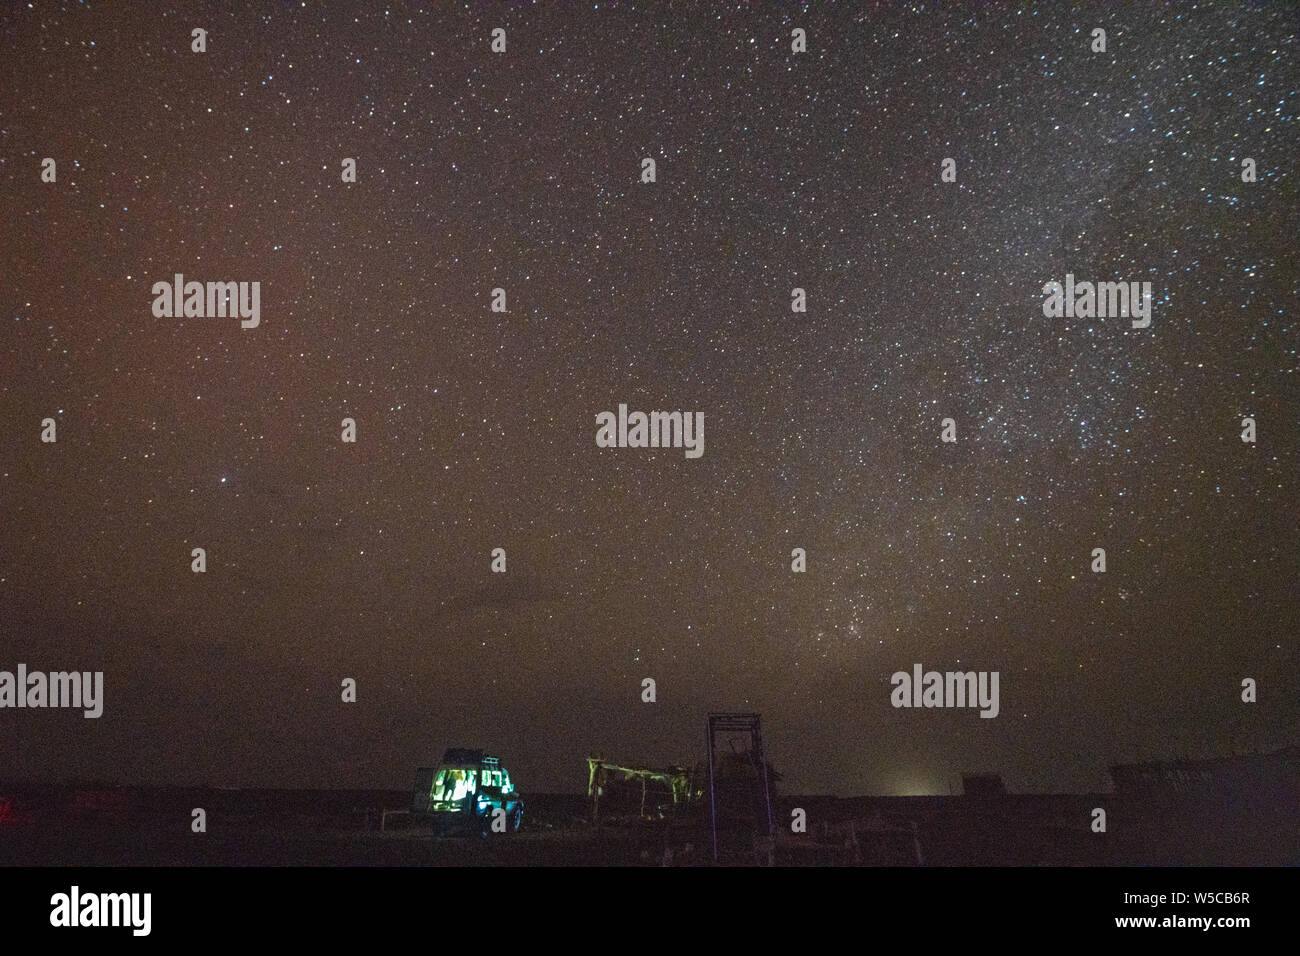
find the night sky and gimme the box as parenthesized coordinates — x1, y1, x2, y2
(2, 2, 1297, 796)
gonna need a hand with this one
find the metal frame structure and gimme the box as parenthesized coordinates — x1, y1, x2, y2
(706, 712, 775, 863)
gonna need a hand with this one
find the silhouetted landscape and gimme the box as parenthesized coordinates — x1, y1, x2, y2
(4, 745, 1296, 866)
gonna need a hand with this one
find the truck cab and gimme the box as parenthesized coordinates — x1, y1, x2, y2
(411, 748, 524, 835)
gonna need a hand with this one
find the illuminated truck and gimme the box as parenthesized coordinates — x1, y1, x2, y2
(411, 748, 524, 835)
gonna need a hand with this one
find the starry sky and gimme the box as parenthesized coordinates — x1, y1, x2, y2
(2, 2, 1297, 796)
